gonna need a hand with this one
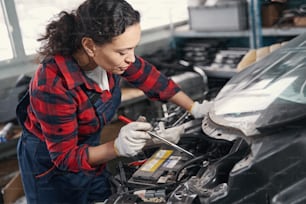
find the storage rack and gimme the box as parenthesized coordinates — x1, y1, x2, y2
(252, 0, 306, 47)
(171, 0, 306, 81)
(173, 0, 306, 49)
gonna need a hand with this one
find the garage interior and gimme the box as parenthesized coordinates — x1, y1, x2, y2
(1, 0, 306, 203)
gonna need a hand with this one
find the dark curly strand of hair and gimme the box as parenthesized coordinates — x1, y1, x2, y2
(37, 0, 140, 57)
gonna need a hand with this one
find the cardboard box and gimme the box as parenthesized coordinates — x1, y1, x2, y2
(261, 3, 285, 27)
(2, 172, 24, 204)
(294, 16, 306, 27)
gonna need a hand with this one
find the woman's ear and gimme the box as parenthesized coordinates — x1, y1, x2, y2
(82, 37, 96, 57)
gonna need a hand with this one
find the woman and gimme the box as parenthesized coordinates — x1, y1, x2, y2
(16, 0, 210, 203)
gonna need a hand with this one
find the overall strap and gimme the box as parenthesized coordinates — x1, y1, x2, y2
(80, 85, 101, 108)
(16, 90, 30, 128)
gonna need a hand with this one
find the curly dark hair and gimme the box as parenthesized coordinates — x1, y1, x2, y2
(37, 0, 140, 57)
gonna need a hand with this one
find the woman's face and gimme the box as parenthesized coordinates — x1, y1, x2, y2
(92, 23, 141, 75)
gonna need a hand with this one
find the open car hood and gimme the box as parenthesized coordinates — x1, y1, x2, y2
(208, 34, 306, 137)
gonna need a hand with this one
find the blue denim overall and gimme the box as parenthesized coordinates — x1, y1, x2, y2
(16, 78, 121, 204)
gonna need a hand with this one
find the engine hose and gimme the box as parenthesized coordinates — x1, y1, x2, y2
(174, 154, 208, 182)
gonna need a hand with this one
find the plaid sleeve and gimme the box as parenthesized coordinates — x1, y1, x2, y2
(30, 67, 95, 172)
(122, 56, 181, 101)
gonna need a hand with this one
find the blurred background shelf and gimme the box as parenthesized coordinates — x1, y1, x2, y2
(262, 27, 306, 36)
(174, 25, 251, 38)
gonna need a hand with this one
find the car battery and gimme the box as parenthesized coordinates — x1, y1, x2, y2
(128, 148, 191, 186)
(188, 0, 248, 31)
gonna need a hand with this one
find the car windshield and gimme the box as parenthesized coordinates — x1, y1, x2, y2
(210, 34, 306, 136)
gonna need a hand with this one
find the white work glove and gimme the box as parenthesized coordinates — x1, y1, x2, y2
(114, 122, 152, 157)
(149, 122, 185, 145)
(189, 100, 212, 119)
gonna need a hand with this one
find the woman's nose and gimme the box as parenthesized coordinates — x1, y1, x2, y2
(125, 51, 136, 63)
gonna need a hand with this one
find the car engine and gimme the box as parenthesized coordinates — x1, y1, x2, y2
(106, 101, 250, 204)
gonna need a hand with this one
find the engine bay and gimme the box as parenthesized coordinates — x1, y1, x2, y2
(106, 103, 250, 204)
